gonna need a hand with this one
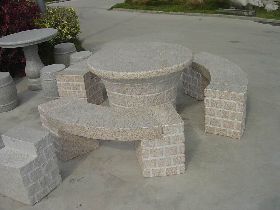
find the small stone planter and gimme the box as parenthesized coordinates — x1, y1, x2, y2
(54, 43, 76, 67)
(41, 64, 66, 99)
(70, 51, 92, 65)
(0, 72, 18, 113)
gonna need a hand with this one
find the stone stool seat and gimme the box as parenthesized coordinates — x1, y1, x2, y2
(70, 51, 92, 65)
(54, 43, 76, 67)
(0, 72, 18, 113)
(0, 126, 61, 205)
(41, 64, 65, 99)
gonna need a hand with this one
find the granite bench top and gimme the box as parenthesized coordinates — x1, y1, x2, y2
(38, 96, 183, 141)
(87, 42, 193, 80)
(0, 28, 57, 48)
(193, 52, 248, 93)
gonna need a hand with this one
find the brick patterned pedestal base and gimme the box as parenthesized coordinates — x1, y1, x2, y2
(103, 72, 181, 108)
(56, 61, 104, 105)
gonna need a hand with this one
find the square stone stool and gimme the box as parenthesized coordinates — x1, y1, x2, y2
(0, 126, 62, 205)
(41, 64, 66, 99)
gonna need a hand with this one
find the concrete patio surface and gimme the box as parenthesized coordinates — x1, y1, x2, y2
(0, 0, 280, 209)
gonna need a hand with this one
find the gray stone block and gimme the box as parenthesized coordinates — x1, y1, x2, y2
(70, 51, 92, 65)
(54, 43, 77, 67)
(0, 72, 18, 113)
(41, 64, 65, 99)
(0, 126, 62, 205)
(27, 78, 42, 91)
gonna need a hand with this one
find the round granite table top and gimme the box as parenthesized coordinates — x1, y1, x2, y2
(87, 42, 193, 80)
(0, 28, 57, 48)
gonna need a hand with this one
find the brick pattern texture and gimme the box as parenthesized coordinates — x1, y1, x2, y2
(182, 66, 209, 101)
(204, 89, 247, 139)
(135, 122, 185, 177)
(103, 72, 181, 108)
(56, 72, 104, 105)
(182, 64, 247, 139)
(0, 132, 61, 205)
(20, 136, 62, 205)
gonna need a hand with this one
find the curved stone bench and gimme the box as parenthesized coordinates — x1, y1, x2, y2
(182, 52, 248, 139)
(39, 96, 185, 177)
(39, 97, 163, 142)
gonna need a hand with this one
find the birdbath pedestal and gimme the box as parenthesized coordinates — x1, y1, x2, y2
(0, 28, 57, 90)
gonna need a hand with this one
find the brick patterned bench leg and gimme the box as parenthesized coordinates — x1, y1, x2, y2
(182, 65, 209, 101)
(204, 89, 247, 139)
(135, 122, 185, 178)
(56, 72, 104, 105)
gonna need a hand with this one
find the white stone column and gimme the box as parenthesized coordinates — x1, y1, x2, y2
(23, 45, 44, 90)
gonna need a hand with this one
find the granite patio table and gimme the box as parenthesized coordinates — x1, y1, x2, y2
(87, 42, 193, 108)
(0, 28, 57, 90)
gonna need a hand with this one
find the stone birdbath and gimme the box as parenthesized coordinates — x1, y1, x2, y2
(0, 28, 58, 90)
(87, 42, 193, 108)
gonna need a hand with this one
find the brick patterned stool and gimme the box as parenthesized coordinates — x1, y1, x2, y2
(56, 60, 104, 105)
(0, 126, 61, 205)
(182, 52, 248, 139)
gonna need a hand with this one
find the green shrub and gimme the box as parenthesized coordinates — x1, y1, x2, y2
(35, 6, 82, 66)
(36, 6, 80, 45)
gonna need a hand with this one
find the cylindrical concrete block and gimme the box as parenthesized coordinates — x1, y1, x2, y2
(54, 43, 77, 67)
(70, 51, 92, 66)
(0, 72, 18, 113)
(41, 64, 65, 99)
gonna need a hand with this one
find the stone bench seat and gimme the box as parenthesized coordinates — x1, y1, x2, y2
(182, 52, 248, 139)
(39, 96, 182, 142)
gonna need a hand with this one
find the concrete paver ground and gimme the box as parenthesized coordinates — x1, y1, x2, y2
(0, 0, 280, 209)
